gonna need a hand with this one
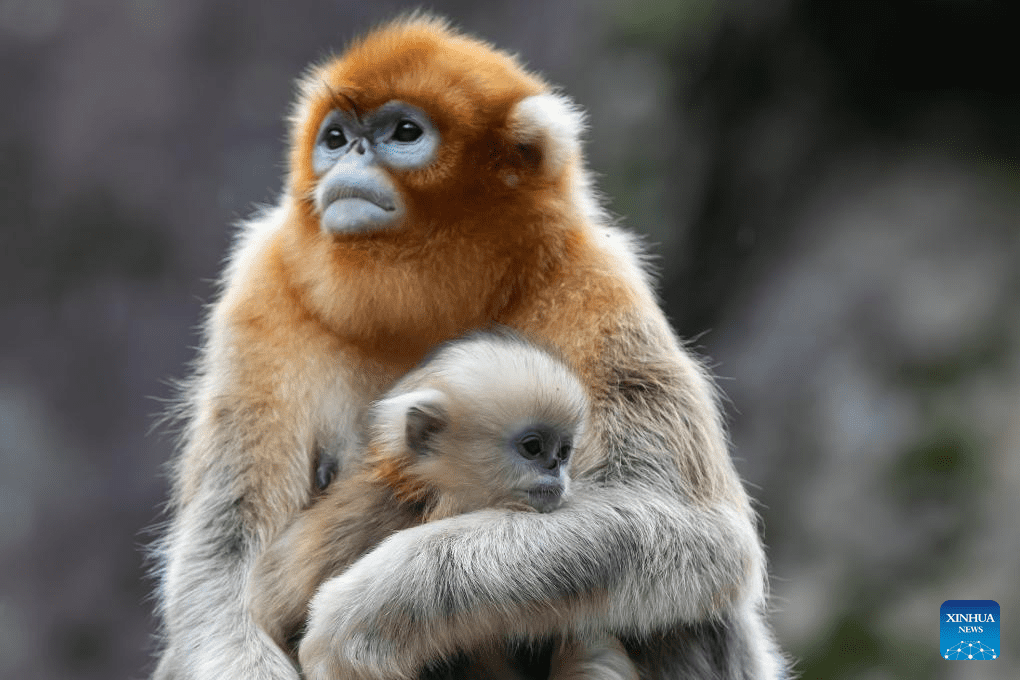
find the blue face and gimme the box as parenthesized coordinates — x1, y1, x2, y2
(312, 101, 440, 234)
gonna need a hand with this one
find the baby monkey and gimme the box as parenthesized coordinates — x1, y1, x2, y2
(248, 332, 636, 680)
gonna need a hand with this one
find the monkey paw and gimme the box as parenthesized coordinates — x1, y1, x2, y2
(298, 528, 433, 680)
(299, 629, 411, 680)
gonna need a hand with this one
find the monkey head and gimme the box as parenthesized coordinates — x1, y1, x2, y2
(367, 333, 588, 516)
(287, 14, 585, 239)
(277, 15, 594, 364)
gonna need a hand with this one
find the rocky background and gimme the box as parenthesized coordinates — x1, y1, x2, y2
(1, 1, 1016, 679)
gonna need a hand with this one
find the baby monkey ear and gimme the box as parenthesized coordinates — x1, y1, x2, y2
(505, 93, 585, 180)
(404, 392, 450, 456)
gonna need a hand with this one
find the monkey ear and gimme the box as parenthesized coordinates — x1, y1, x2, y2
(404, 394, 450, 456)
(505, 93, 585, 179)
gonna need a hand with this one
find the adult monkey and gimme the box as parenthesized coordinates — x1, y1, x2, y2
(152, 14, 786, 680)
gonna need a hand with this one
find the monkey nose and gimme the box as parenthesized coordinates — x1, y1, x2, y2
(538, 454, 560, 471)
(354, 138, 366, 154)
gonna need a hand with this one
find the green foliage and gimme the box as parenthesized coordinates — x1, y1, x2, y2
(612, 0, 719, 49)
(797, 610, 942, 679)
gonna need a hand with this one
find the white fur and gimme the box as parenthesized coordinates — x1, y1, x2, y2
(508, 93, 585, 177)
(371, 387, 447, 452)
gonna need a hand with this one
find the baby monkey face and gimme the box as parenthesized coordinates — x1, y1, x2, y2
(405, 405, 577, 515)
(507, 422, 573, 512)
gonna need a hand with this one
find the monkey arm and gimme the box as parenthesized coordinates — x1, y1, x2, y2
(156, 396, 339, 680)
(154, 344, 334, 680)
(154, 229, 369, 680)
(298, 488, 761, 680)
(157, 436, 307, 680)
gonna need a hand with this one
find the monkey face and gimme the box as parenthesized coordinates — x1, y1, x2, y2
(288, 17, 558, 239)
(381, 391, 577, 515)
(311, 101, 440, 234)
(405, 418, 575, 516)
(512, 425, 573, 512)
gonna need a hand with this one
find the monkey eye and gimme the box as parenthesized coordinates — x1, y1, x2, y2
(392, 120, 424, 143)
(557, 442, 572, 461)
(516, 433, 545, 459)
(323, 126, 347, 150)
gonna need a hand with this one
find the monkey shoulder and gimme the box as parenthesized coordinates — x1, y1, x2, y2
(511, 225, 676, 378)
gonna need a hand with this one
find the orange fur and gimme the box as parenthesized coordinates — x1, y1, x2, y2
(364, 442, 433, 507)
(154, 15, 779, 680)
(276, 18, 612, 370)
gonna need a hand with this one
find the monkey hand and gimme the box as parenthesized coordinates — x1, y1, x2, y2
(297, 520, 441, 680)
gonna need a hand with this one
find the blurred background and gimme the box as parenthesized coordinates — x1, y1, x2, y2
(1, 1, 1016, 678)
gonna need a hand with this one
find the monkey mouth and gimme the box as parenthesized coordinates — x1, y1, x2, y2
(317, 182, 403, 234)
(319, 171, 399, 213)
(527, 482, 564, 512)
(323, 186, 397, 212)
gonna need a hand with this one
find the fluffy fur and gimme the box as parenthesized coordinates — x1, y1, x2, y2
(248, 332, 634, 680)
(151, 14, 787, 680)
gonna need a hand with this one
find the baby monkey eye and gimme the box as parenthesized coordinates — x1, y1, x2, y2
(557, 442, 572, 461)
(323, 126, 347, 150)
(392, 119, 424, 143)
(517, 433, 545, 459)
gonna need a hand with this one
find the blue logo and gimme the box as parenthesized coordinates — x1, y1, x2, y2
(941, 600, 999, 660)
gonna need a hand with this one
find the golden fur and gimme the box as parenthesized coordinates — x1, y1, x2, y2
(151, 14, 786, 680)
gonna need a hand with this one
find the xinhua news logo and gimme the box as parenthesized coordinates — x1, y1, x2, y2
(941, 600, 999, 660)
